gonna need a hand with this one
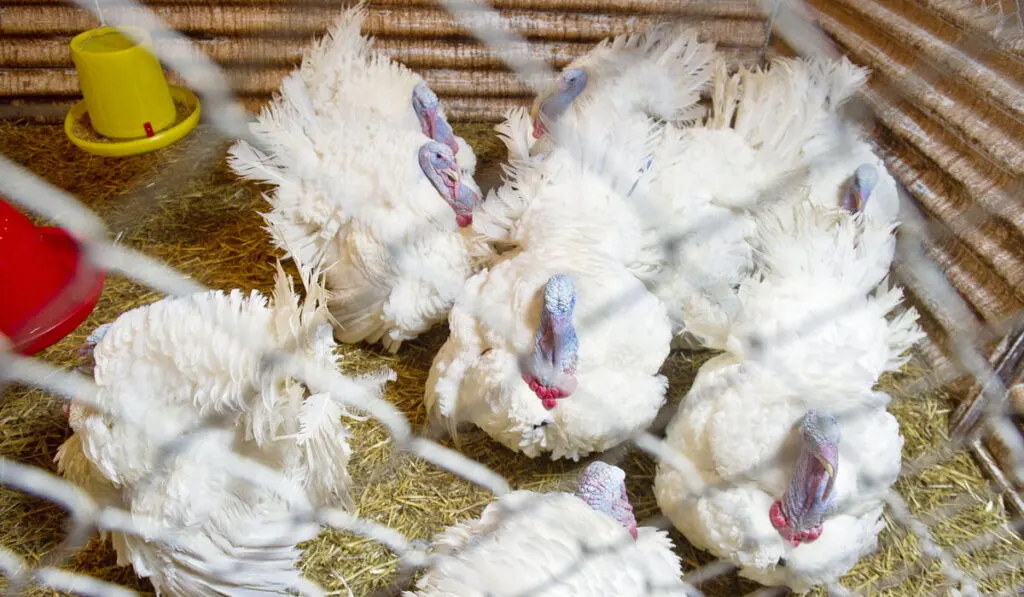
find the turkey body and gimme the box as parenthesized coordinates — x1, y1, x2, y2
(296, 5, 478, 183)
(228, 18, 486, 353)
(654, 200, 924, 592)
(630, 55, 886, 351)
(406, 490, 689, 597)
(425, 249, 672, 461)
(55, 267, 393, 596)
(654, 354, 903, 591)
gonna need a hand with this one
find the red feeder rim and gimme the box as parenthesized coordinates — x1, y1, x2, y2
(0, 197, 106, 356)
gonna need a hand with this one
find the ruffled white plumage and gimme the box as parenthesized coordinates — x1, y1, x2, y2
(406, 490, 689, 596)
(632, 55, 876, 350)
(228, 61, 480, 353)
(522, 25, 717, 161)
(296, 3, 477, 181)
(471, 95, 665, 271)
(654, 197, 924, 591)
(425, 250, 671, 461)
(55, 265, 393, 596)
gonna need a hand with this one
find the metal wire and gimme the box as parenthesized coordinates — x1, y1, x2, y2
(0, 0, 1022, 595)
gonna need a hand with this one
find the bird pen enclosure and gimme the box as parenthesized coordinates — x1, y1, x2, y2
(0, 0, 1022, 596)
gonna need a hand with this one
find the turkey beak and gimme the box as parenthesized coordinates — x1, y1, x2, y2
(815, 453, 835, 478)
(442, 167, 460, 191)
(844, 181, 865, 213)
(814, 446, 838, 500)
(840, 183, 859, 214)
(854, 183, 873, 213)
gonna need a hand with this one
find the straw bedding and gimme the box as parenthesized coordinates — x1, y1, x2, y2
(0, 120, 1021, 597)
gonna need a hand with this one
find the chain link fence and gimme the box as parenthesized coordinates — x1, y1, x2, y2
(1, 0, 1022, 595)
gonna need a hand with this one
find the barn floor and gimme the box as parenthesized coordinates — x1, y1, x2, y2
(0, 120, 1021, 597)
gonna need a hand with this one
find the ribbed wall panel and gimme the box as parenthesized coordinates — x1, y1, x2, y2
(0, 0, 773, 118)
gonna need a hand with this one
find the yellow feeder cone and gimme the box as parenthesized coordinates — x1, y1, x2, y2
(71, 26, 176, 139)
(65, 26, 201, 157)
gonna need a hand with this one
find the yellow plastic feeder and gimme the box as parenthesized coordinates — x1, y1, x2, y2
(64, 26, 201, 157)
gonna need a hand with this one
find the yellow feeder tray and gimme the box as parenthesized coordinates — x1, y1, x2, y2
(65, 86, 201, 158)
(64, 26, 201, 157)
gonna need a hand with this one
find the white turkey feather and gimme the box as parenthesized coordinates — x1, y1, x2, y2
(425, 249, 672, 461)
(407, 490, 689, 596)
(526, 24, 717, 160)
(295, 3, 477, 178)
(56, 265, 387, 596)
(286, 392, 356, 511)
(229, 69, 481, 353)
(718, 201, 925, 394)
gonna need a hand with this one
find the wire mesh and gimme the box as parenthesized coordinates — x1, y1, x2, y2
(0, 0, 1022, 596)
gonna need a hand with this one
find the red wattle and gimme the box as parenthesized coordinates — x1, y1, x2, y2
(770, 501, 789, 533)
(532, 119, 546, 139)
(796, 526, 823, 543)
(769, 500, 823, 546)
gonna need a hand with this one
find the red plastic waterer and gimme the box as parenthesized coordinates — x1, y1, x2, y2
(0, 196, 106, 356)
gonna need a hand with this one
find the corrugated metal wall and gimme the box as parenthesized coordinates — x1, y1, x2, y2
(0, 0, 1021, 397)
(0, 0, 781, 120)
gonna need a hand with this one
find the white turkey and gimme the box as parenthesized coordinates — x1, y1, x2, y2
(229, 56, 485, 352)
(632, 55, 890, 351)
(653, 198, 925, 591)
(469, 25, 719, 266)
(499, 52, 887, 352)
(523, 24, 716, 159)
(469, 92, 666, 272)
(54, 265, 393, 596)
(772, 158, 900, 293)
(407, 461, 691, 596)
(297, 4, 478, 186)
(425, 248, 672, 461)
(685, 160, 903, 359)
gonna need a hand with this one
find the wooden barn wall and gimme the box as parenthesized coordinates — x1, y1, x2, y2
(0, 1, 1021, 408)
